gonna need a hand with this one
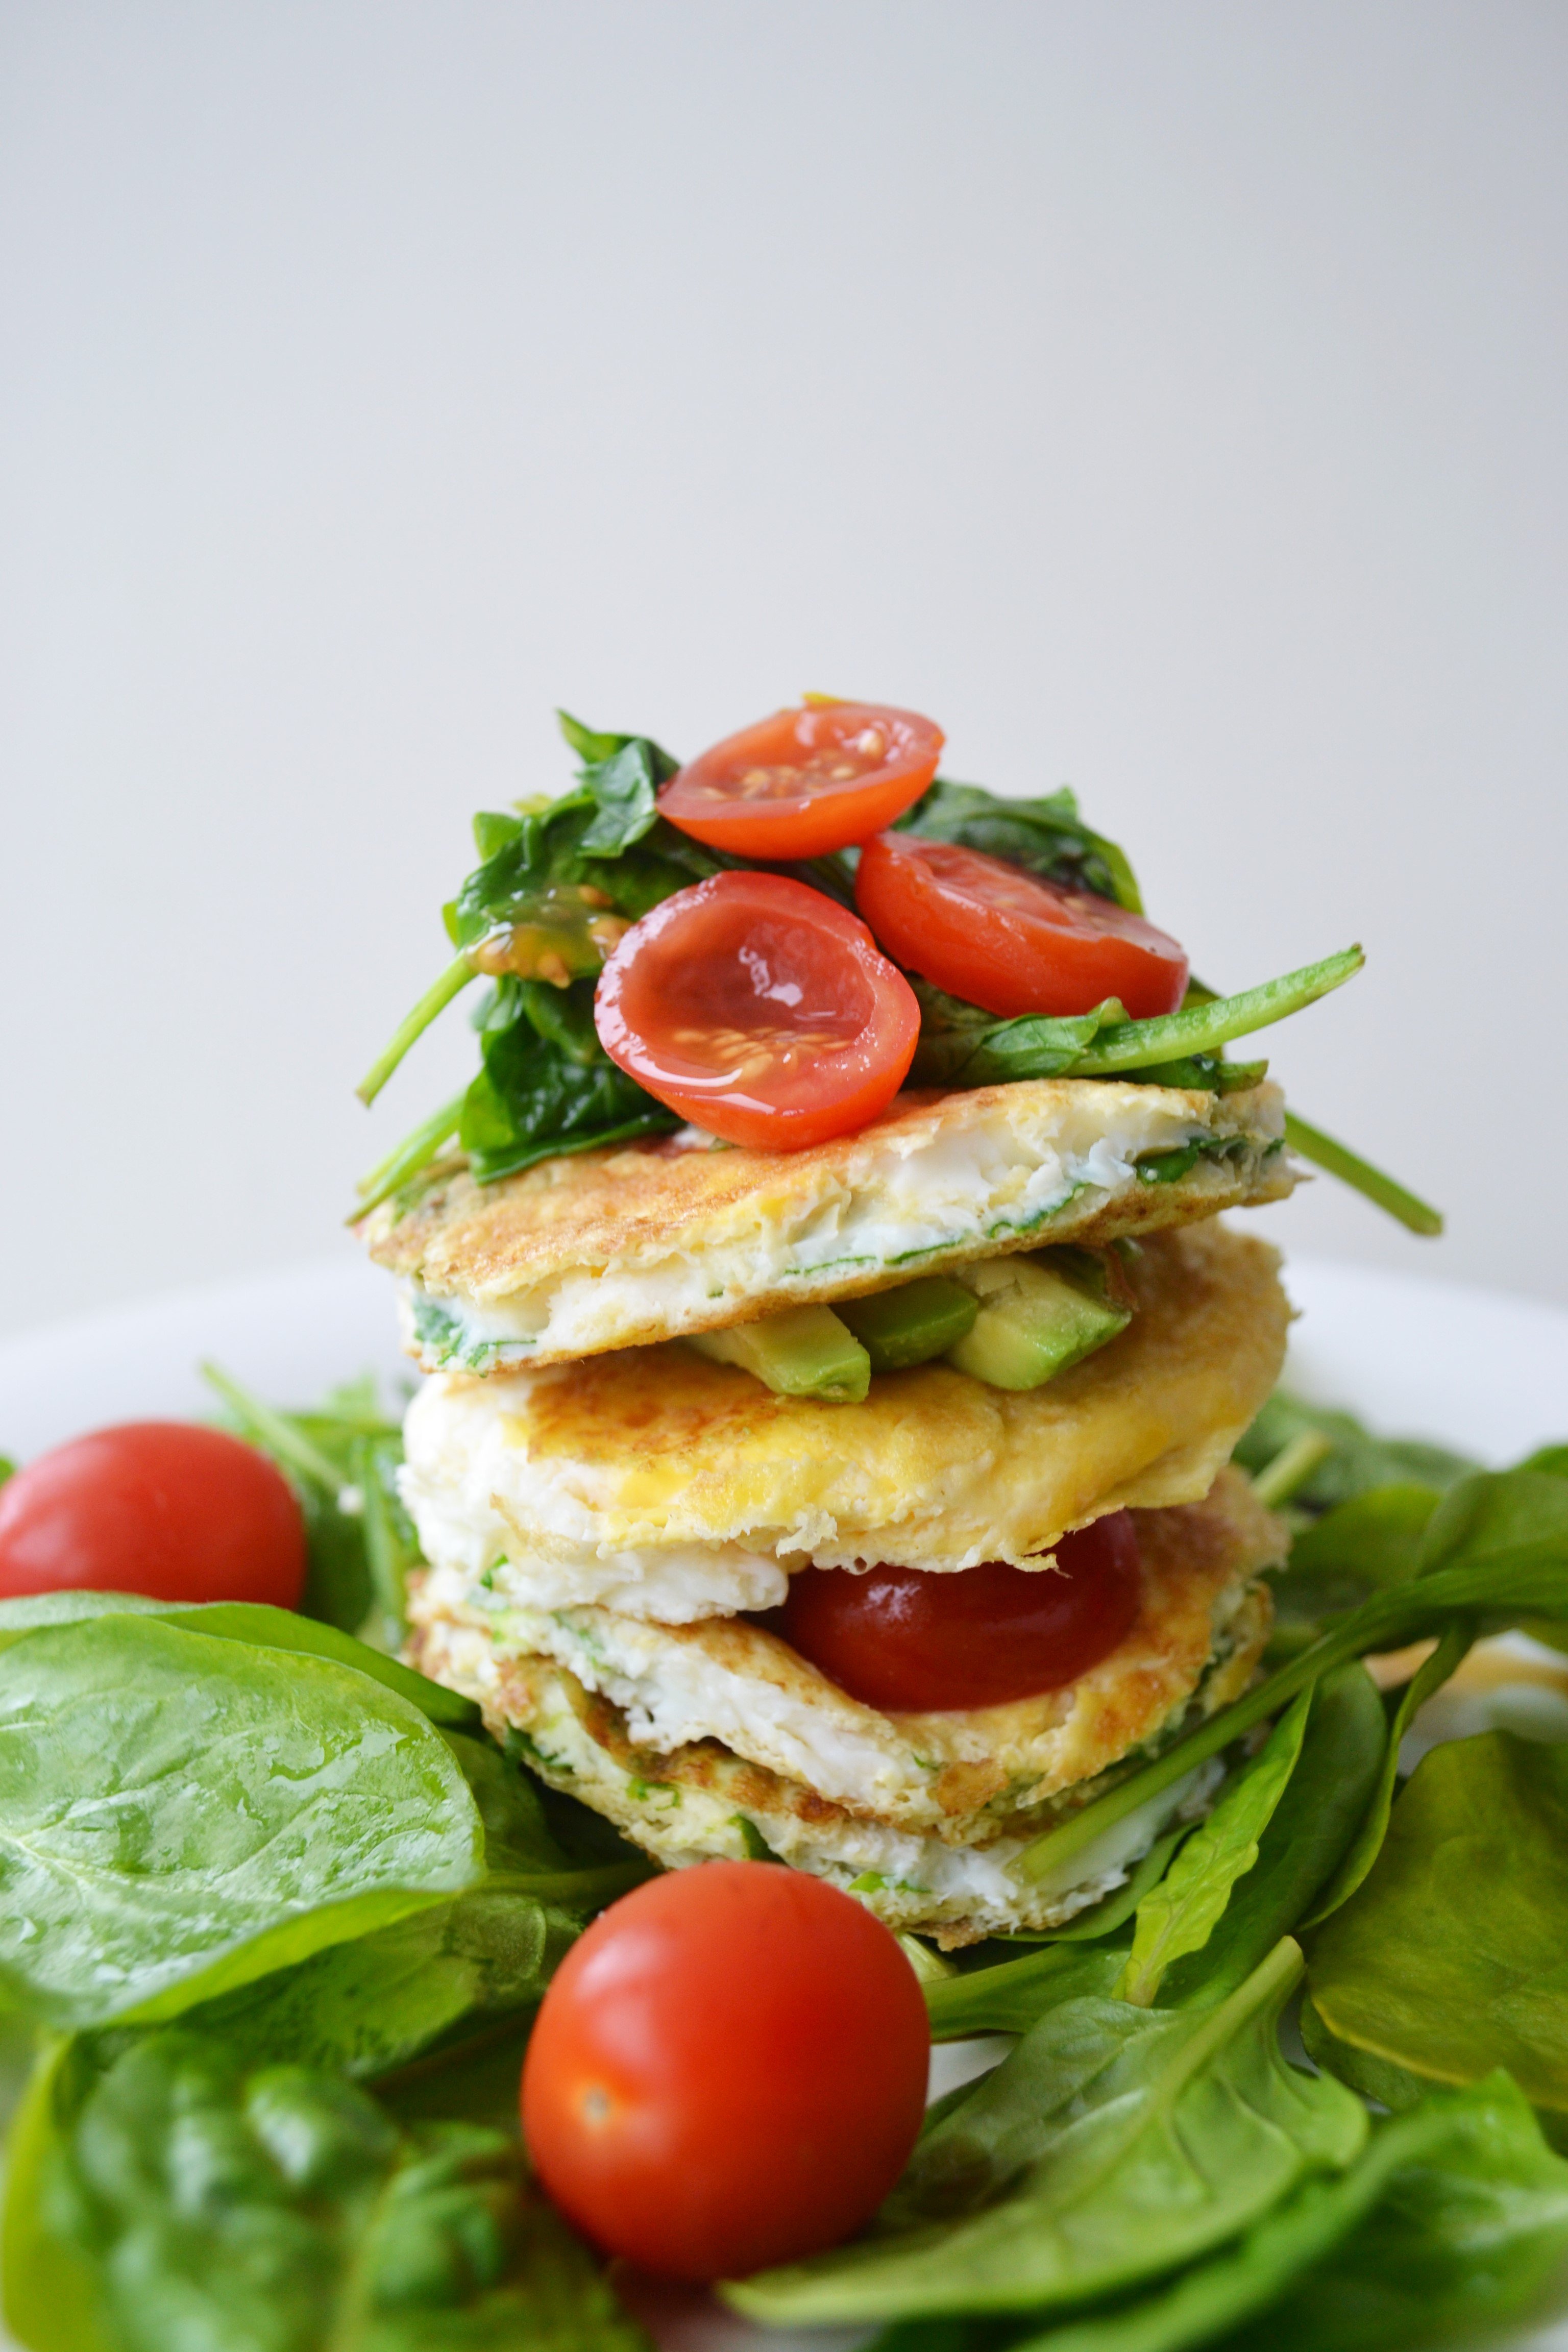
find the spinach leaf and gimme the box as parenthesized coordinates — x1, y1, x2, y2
(1299, 1621, 1472, 1928)
(175, 1885, 574, 2084)
(725, 1940, 1365, 2325)
(0, 1589, 479, 1727)
(202, 1361, 421, 1643)
(908, 948, 1362, 1091)
(883, 2076, 1568, 2352)
(1280, 1113, 1443, 1239)
(899, 780, 1145, 913)
(4, 2028, 648, 2352)
(1232, 1394, 1477, 1515)
(0, 1616, 484, 2029)
(1307, 1730, 1568, 2119)
(0, 1457, 14, 1487)
(1262, 1486, 1444, 1659)
(1015, 1465, 1568, 1892)
(997, 1826, 1192, 1949)
(1117, 1692, 1311, 2006)
(459, 975, 676, 1185)
(1160, 1664, 1385, 2008)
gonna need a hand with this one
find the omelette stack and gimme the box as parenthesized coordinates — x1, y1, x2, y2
(365, 1074, 1295, 1944)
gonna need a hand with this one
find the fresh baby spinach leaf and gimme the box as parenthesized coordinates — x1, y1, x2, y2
(726, 1940, 1365, 2325)
(0, 1589, 480, 1727)
(1233, 1394, 1476, 1516)
(459, 975, 677, 1185)
(1117, 1690, 1311, 2006)
(4, 2027, 648, 2352)
(0, 1616, 484, 2029)
(1299, 1620, 1473, 1928)
(1308, 1730, 1568, 2119)
(1160, 1663, 1385, 2008)
(176, 1885, 575, 2085)
(875, 2075, 1568, 2352)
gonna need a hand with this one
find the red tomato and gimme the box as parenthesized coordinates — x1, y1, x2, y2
(855, 832, 1189, 1021)
(0, 1422, 307, 1608)
(775, 1512, 1143, 1711)
(595, 871, 919, 1150)
(521, 1861, 929, 2280)
(657, 702, 944, 859)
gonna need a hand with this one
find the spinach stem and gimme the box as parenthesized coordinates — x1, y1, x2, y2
(1074, 946, 1363, 1074)
(356, 954, 475, 1105)
(350, 1092, 466, 1224)
(1283, 1112, 1443, 1236)
(200, 1361, 346, 1497)
(1251, 1430, 1335, 1509)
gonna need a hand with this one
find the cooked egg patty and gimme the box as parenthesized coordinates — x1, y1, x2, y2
(363, 1077, 1291, 1371)
(399, 1221, 1289, 1621)
(408, 1468, 1281, 1942)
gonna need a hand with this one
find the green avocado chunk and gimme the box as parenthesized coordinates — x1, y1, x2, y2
(944, 1246, 1132, 1390)
(837, 1277, 979, 1371)
(687, 1304, 871, 1402)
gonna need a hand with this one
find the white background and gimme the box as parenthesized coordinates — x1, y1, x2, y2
(3, 1, 1565, 1338)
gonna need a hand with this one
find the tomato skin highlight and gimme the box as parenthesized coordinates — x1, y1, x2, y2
(855, 831, 1189, 1021)
(775, 1512, 1143, 1712)
(657, 702, 943, 859)
(0, 1422, 307, 1608)
(595, 871, 919, 1151)
(521, 1861, 929, 2281)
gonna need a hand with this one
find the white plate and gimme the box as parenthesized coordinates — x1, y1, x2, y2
(2, 1251, 1566, 2351)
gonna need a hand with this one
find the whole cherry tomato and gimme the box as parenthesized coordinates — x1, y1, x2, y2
(595, 870, 919, 1150)
(0, 1422, 307, 1608)
(522, 1861, 929, 2280)
(855, 831, 1189, 1020)
(657, 701, 943, 859)
(774, 1511, 1143, 1711)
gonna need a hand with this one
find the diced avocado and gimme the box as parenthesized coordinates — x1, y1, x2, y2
(687, 1305, 871, 1402)
(837, 1277, 979, 1372)
(944, 1248, 1132, 1390)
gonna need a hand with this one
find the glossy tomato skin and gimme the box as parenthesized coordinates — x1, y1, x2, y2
(522, 1861, 929, 2281)
(0, 1422, 307, 1608)
(775, 1512, 1143, 1711)
(657, 702, 943, 859)
(856, 832, 1188, 1021)
(595, 871, 919, 1151)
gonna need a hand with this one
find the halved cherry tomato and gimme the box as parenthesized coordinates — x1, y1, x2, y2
(0, 1422, 308, 1608)
(774, 1511, 1142, 1711)
(657, 701, 943, 859)
(856, 832, 1189, 1021)
(595, 871, 919, 1150)
(521, 1861, 929, 2280)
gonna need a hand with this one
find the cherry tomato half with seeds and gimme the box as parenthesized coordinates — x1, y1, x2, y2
(774, 1511, 1143, 1711)
(657, 701, 944, 859)
(0, 1422, 308, 1608)
(855, 831, 1189, 1021)
(521, 1861, 929, 2280)
(594, 871, 919, 1151)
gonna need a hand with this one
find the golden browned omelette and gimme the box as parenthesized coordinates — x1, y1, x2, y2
(363, 1076, 1292, 1371)
(399, 1221, 1290, 1614)
(409, 1467, 1283, 1943)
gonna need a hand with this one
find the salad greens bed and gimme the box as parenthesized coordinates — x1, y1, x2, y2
(352, 714, 1439, 1236)
(3, 1378, 1568, 2348)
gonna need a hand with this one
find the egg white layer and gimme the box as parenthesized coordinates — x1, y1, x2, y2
(409, 1616, 1230, 1943)
(380, 1080, 1288, 1373)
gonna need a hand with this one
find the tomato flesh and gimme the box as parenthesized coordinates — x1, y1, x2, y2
(595, 870, 919, 1150)
(855, 832, 1188, 1021)
(0, 1421, 307, 1608)
(774, 1511, 1142, 1711)
(521, 1861, 928, 2280)
(657, 702, 944, 859)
